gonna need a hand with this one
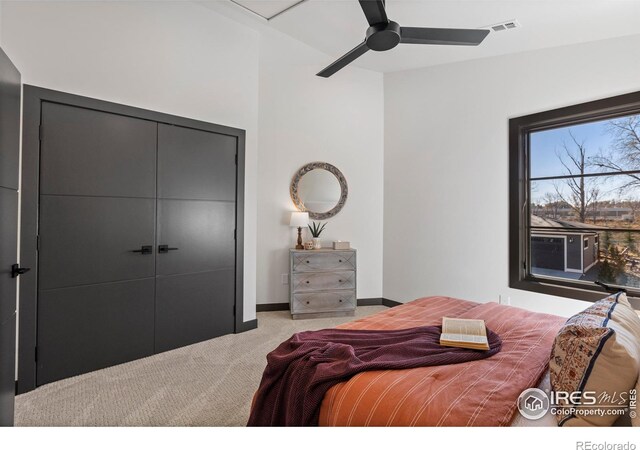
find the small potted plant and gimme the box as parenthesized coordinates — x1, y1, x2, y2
(308, 221, 327, 250)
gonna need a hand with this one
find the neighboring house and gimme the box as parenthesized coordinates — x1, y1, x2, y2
(531, 206, 634, 222)
(531, 215, 599, 275)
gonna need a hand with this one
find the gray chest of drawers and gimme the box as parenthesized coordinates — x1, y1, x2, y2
(289, 248, 357, 319)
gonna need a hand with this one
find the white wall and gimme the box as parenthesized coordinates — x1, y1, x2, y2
(257, 29, 384, 304)
(1, 1, 260, 322)
(383, 34, 640, 318)
(6, 1, 630, 325)
(0, 0, 385, 327)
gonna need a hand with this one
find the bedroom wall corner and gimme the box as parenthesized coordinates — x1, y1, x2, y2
(256, 28, 385, 306)
(383, 33, 640, 318)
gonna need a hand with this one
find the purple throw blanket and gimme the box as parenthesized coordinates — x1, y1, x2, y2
(247, 325, 502, 426)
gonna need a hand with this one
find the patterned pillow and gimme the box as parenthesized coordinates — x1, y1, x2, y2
(550, 292, 640, 426)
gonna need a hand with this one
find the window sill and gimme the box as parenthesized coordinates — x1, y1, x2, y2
(510, 277, 640, 309)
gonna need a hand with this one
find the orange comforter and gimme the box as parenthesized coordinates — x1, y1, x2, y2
(318, 296, 565, 426)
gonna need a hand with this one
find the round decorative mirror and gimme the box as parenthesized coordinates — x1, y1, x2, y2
(290, 162, 348, 220)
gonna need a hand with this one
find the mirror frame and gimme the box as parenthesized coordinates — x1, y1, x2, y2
(290, 162, 348, 220)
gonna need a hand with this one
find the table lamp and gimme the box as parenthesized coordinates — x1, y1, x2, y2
(290, 212, 309, 250)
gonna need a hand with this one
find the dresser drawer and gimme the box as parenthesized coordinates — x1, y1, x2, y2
(292, 270, 355, 293)
(291, 291, 356, 314)
(291, 251, 356, 273)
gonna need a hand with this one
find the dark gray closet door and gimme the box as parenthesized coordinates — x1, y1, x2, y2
(37, 103, 157, 385)
(38, 196, 156, 290)
(0, 188, 18, 333)
(36, 279, 155, 386)
(156, 200, 235, 275)
(155, 124, 236, 352)
(0, 46, 20, 427)
(39, 103, 157, 198)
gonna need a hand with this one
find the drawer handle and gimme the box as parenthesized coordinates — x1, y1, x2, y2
(339, 259, 342, 262)
(306, 260, 310, 263)
(339, 299, 343, 303)
(306, 281, 310, 284)
(306, 301, 310, 304)
(339, 279, 343, 282)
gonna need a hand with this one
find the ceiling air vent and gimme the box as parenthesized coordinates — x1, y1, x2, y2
(489, 19, 521, 32)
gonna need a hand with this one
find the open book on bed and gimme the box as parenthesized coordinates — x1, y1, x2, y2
(439, 317, 490, 351)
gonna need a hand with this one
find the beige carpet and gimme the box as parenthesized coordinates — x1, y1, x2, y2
(15, 306, 387, 426)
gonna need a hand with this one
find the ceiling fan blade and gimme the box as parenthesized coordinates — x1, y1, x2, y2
(316, 41, 369, 78)
(400, 27, 490, 46)
(358, 0, 388, 26)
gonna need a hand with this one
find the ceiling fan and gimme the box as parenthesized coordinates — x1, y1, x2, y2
(317, 0, 490, 78)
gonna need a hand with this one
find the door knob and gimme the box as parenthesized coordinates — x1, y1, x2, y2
(11, 264, 30, 278)
(131, 245, 153, 255)
(158, 245, 179, 254)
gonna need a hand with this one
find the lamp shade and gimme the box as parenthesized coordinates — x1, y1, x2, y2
(289, 211, 309, 228)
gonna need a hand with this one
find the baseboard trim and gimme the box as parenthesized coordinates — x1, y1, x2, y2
(256, 298, 402, 312)
(236, 318, 258, 333)
(357, 297, 384, 306)
(358, 297, 402, 307)
(256, 303, 289, 312)
(382, 298, 402, 308)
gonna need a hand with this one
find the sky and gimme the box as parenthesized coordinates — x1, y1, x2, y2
(530, 115, 639, 205)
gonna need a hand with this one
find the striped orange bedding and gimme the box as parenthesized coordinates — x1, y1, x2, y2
(318, 296, 565, 426)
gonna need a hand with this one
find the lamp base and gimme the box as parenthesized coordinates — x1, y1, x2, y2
(295, 226, 304, 250)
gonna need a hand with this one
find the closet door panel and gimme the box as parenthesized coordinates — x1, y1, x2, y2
(38, 196, 156, 290)
(155, 270, 235, 353)
(0, 48, 20, 192)
(35, 102, 158, 387)
(40, 102, 157, 198)
(36, 279, 155, 386)
(0, 315, 15, 426)
(155, 124, 237, 352)
(156, 199, 235, 276)
(0, 46, 19, 425)
(157, 124, 236, 201)
(0, 188, 17, 325)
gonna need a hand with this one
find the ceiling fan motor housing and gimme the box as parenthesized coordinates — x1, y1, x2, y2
(366, 21, 401, 51)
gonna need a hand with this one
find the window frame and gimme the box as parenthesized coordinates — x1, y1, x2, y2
(509, 90, 640, 307)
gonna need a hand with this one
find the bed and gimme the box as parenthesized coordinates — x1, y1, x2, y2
(316, 296, 566, 427)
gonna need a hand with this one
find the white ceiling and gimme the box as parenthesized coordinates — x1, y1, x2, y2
(210, 0, 640, 74)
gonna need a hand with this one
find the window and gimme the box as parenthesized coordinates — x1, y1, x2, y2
(509, 91, 640, 304)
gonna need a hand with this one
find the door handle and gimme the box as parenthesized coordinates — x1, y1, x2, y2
(158, 245, 179, 254)
(131, 245, 153, 255)
(11, 264, 31, 278)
